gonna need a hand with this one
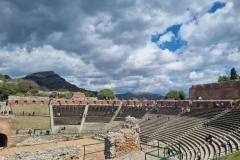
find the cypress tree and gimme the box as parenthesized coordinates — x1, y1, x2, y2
(230, 67, 238, 80)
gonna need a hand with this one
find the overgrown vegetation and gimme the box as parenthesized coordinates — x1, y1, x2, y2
(0, 72, 88, 100)
(218, 68, 239, 82)
(97, 88, 115, 99)
(0, 77, 48, 100)
(164, 90, 186, 100)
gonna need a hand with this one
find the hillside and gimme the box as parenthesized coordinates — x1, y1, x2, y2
(23, 71, 80, 92)
(116, 92, 164, 100)
(1, 71, 164, 99)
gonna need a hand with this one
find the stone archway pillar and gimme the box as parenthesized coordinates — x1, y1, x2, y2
(0, 117, 13, 146)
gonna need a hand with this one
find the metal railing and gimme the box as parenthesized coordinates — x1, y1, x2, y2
(83, 140, 110, 160)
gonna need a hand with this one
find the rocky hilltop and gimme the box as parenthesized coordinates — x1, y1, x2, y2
(23, 71, 80, 91)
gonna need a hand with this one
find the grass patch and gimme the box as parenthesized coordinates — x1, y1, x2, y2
(11, 105, 50, 115)
(218, 151, 240, 160)
(12, 116, 50, 130)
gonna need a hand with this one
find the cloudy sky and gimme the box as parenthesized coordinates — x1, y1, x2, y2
(0, 0, 240, 95)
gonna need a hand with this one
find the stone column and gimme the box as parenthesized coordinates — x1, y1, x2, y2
(79, 104, 89, 133)
(49, 102, 54, 133)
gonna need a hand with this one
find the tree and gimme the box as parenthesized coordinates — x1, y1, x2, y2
(97, 88, 115, 100)
(218, 75, 230, 82)
(84, 91, 94, 97)
(36, 92, 47, 97)
(0, 73, 5, 81)
(165, 90, 186, 100)
(179, 90, 186, 100)
(26, 89, 39, 96)
(65, 91, 73, 99)
(17, 79, 38, 94)
(230, 67, 238, 80)
(165, 90, 179, 100)
(0, 82, 19, 100)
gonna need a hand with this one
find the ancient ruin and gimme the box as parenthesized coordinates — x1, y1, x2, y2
(7, 96, 49, 105)
(4, 145, 81, 160)
(189, 80, 240, 100)
(0, 117, 12, 147)
(104, 116, 140, 158)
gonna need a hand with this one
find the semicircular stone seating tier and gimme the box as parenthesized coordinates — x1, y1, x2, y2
(139, 108, 240, 160)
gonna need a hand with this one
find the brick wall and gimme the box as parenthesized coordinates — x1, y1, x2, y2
(0, 117, 13, 146)
(189, 80, 240, 100)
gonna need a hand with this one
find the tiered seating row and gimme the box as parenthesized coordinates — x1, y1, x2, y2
(52, 105, 85, 117)
(52, 105, 85, 125)
(140, 109, 240, 160)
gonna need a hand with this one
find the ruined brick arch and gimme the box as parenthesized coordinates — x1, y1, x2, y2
(0, 133, 7, 147)
(15, 101, 18, 105)
(0, 117, 12, 147)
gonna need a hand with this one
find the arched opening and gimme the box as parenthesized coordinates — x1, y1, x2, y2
(0, 133, 7, 147)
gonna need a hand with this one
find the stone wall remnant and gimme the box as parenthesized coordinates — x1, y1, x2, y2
(0, 117, 12, 146)
(104, 116, 140, 159)
(189, 80, 240, 100)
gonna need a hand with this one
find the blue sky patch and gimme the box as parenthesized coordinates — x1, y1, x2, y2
(208, 2, 226, 13)
(191, 68, 204, 72)
(170, 78, 178, 82)
(151, 24, 187, 52)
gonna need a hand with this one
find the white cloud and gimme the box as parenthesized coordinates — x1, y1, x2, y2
(157, 32, 174, 45)
(189, 71, 204, 80)
(0, 0, 240, 96)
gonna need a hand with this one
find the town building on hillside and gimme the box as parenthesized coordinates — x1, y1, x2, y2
(72, 92, 85, 98)
(72, 92, 97, 100)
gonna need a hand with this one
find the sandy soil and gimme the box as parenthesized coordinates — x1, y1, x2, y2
(0, 138, 105, 160)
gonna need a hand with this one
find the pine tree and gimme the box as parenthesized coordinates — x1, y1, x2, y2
(230, 67, 238, 80)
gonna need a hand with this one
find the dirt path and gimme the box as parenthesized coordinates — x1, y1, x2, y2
(0, 138, 105, 160)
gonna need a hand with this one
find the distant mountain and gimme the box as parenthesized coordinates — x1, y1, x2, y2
(22, 71, 164, 98)
(116, 92, 164, 100)
(4, 75, 12, 79)
(23, 71, 80, 92)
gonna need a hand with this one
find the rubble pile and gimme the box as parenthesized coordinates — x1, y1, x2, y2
(16, 137, 54, 147)
(4, 145, 82, 160)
